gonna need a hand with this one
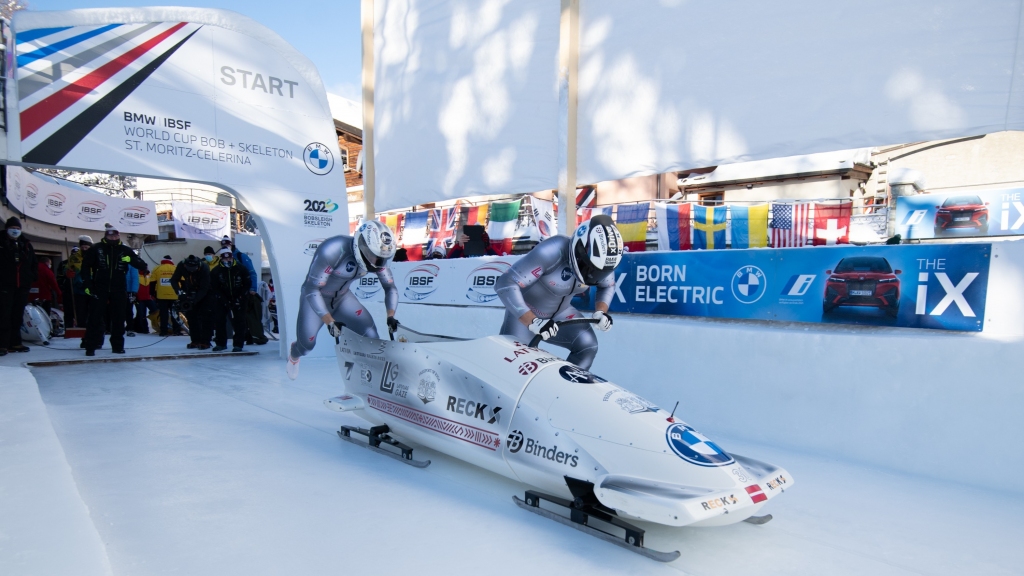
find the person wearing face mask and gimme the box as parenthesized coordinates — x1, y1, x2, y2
(79, 224, 150, 356)
(0, 217, 38, 354)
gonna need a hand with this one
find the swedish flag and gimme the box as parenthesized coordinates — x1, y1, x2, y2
(693, 205, 726, 249)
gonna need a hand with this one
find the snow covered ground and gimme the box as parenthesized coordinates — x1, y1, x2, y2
(2, 335, 1022, 575)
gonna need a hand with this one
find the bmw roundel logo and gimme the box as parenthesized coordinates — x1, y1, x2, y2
(731, 265, 766, 304)
(666, 423, 734, 467)
(303, 142, 334, 175)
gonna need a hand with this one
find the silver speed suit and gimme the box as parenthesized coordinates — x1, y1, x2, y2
(290, 235, 398, 359)
(494, 235, 615, 369)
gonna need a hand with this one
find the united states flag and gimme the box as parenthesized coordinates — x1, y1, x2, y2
(770, 202, 811, 247)
(427, 205, 458, 255)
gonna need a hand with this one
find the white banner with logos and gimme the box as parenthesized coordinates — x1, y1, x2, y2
(5, 166, 159, 234)
(172, 201, 231, 240)
(354, 256, 524, 308)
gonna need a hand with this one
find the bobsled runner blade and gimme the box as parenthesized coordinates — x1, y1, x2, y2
(513, 495, 680, 563)
(743, 514, 773, 525)
(337, 425, 430, 468)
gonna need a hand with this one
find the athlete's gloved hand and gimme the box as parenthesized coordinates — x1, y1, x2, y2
(85, 288, 98, 299)
(386, 316, 400, 333)
(528, 317, 559, 341)
(327, 322, 342, 338)
(592, 310, 613, 332)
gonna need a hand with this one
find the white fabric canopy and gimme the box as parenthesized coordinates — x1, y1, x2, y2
(576, 0, 1024, 185)
(372, 0, 561, 212)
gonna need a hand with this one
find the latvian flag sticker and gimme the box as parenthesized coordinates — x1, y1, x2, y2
(746, 484, 767, 504)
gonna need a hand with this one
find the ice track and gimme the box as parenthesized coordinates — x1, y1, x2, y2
(4, 346, 1024, 575)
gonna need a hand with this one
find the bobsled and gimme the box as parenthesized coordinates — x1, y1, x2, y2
(20, 302, 53, 344)
(326, 320, 793, 561)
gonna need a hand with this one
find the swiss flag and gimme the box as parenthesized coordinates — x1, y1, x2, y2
(812, 201, 852, 246)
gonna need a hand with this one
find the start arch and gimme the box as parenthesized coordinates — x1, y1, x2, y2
(2, 8, 351, 357)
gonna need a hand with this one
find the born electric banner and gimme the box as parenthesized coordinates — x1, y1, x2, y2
(596, 243, 991, 331)
(361, 243, 990, 332)
(896, 188, 1024, 240)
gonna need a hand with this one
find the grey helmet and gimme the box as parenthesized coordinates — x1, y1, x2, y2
(569, 214, 623, 285)
(354, 220, 396, 275)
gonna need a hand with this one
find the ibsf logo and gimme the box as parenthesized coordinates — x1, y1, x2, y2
(44, 192, 67, 216)
(404, 263, 439, 301)
(353, 275, 381, 299)
(25, 183, 40, 208)
(182, 209, 226, 231)
(466, 261, 511, 303)
(303, 239, 324, 255)
(76, 200, 107, 222)
(119, 206, 151, 227)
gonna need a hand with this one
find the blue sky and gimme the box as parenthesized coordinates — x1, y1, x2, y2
(29, 0, 363, 101)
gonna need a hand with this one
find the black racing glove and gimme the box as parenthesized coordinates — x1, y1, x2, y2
(386, 316, 400, 333)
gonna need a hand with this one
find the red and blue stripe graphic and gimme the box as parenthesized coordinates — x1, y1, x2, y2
(655, 202, 691, 250)
(16, 22, 201, 165)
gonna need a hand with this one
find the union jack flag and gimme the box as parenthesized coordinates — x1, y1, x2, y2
(427, 204, 458, 255)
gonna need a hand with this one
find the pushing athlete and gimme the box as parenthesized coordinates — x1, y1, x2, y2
(495, 214, 623, 370)
(287, 220, 399, 379)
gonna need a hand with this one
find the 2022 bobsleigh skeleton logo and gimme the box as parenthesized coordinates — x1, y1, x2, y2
(302, 143, 334, 175)
(731, 265, 766, 304)
(666, 423, 735, 467)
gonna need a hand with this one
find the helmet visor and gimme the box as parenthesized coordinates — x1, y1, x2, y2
(358, 236, 386, 271)
(574, 238, 616, 285)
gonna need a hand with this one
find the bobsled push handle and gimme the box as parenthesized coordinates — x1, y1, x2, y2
(528, 318, 599, 348)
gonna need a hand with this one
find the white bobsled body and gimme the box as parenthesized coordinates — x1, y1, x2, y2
(21, 303, 52, 344)
(332, 327, 792, 528)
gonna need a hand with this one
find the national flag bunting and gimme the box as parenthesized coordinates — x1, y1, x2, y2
(427, 204, 458, 256)
(381, 213, 404, 237)
(461, 204, 489, 226)
(487, 199, 521, 256)
(531, 197, 556, 240)
(730, 204, 769, 249)
(770, 202, 811, 247)
(812, 201, 852, 246)
(576, 186, 597, 226)
(349, 219, 359, 234)
(693, 205, 727, 250)
(402, 211, 428, 261)
(616, 203, 649, 252)
(655, 203, 691, 251)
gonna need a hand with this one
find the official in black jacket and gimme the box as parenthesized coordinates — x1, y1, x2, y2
(171, 255, 211, 350)
(210, 247, 252, 352)
(0, 217, 38, 354)
(80, 225, 150, 355)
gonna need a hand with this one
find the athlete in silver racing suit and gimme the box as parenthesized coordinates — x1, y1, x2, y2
(495, 215, 623, 370)
(287, 220, 398, 379)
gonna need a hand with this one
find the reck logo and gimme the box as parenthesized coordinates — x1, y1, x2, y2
(781, 274, 816, 296)
(446, 396, 501, 424)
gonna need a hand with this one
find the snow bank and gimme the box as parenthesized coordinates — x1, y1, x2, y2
(0, 367, 112, 576)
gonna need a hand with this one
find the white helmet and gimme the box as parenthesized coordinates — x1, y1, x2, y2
(570, 214, 623, 285)
(354, 220, 396, 274)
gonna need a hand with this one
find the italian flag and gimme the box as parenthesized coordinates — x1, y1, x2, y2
(487, 199, 521, 255)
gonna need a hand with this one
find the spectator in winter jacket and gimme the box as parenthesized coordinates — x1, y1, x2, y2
(124, 265, 139, 336)
(150, 255, 182, 336)
(210, 247, 251, 352)
(258, 278, 276, 334)
(56, 248, 77, 326)
(171, 255, 211, 349)
(80, 224, 149, 355)
(204, 245, 219, 270)
(0, 217, 38, 354)
(30, 256, 62, 312)
(220, 236, 257, 343)
(70, 236, 94, 328)
(134, 271, 157, 333)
